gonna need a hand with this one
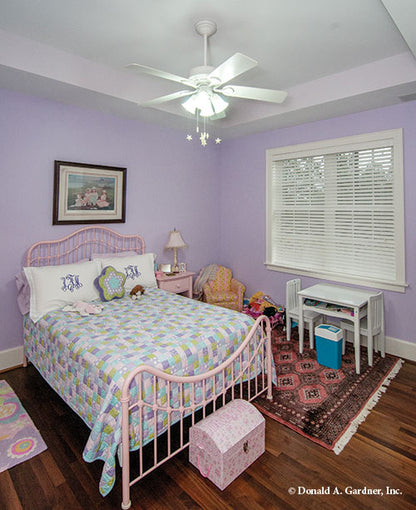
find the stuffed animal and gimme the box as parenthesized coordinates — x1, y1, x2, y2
(248, 291, 270, 313)
(244, 291, 286, 327)
(129, 285, 145, 300)
(63, 301, 103, 316)
(249, 291, 280, 314)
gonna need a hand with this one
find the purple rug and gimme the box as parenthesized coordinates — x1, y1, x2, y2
(0, 380, 47, 472)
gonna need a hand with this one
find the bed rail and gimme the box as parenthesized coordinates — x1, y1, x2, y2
(120, 315, 272, 510)
(26, 226, 145, 267)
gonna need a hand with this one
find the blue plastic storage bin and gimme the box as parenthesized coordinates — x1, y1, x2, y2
(315, 324, 343, 370)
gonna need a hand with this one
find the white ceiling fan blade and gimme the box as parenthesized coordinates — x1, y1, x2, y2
(208, 53, 257, 86)
(140, 90, 194, 107)
(127, 63, 194, 87)
(210, 110, 227, 120)
(220, 85, 288, 104)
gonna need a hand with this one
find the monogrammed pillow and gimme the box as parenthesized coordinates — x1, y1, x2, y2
(93, 253, 157, 292)
(24, 260, 101, 323)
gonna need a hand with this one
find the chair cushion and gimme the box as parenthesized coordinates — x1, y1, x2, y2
(209, 291, 237, 303)
(210, 266, 232, 292)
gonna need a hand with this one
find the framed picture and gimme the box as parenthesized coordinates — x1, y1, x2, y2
(159, 263, 172, 273)
(53, 161, 126, 225)
(179, 263, 187, 272)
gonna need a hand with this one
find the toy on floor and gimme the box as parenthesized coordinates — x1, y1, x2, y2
(243, 292, 285, 328)
(130, 284, 145, 300)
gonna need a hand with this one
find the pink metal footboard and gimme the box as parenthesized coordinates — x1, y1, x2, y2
(120, 315, 273, 510)
(23, 228, 273, 508)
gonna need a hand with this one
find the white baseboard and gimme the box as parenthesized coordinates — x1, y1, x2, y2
(0, 335, 415, 373)
(0, 346, 24, 371)
(344, 335, 416, 362)
(385, 335, 416, 361)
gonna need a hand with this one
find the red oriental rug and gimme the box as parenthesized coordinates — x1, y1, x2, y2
(254, 327, 403, 454)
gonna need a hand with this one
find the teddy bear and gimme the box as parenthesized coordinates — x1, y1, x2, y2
(129, 284, 145, 300)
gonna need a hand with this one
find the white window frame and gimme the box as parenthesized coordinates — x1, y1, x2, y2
(266, 129, 407, 292)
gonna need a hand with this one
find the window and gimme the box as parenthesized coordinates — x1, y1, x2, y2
(266, 129, 406, 292)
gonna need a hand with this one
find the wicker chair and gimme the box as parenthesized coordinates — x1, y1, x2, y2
(202, 266, 245, 311)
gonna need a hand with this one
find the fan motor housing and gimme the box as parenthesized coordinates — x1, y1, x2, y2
(190, 65, 214, 77)
(189, 66, 216, 86)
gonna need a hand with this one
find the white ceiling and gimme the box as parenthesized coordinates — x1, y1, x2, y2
(0, 0, 415, 139)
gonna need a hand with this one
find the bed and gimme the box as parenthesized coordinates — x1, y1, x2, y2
(21, 226, 274, 509)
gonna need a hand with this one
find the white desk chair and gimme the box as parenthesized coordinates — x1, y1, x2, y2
(286, 278, 322, 348)
(340, 291, 385, 366)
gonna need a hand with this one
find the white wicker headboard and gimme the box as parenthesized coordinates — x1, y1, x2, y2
(26, 226, 146, 267)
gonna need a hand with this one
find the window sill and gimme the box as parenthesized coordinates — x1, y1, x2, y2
(264, 263, 408, 293)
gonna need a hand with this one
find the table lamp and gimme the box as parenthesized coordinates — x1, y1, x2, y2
(165, 228, 187, 272)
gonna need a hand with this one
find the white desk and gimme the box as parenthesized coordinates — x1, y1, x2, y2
(298, 283, 381, 374)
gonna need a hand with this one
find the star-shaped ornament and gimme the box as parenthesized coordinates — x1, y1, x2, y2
(200, 132, 208, 146)
(186, 134, 193, 141)
(215, 138, 222, 144)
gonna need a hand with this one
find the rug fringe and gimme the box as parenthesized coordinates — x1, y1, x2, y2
(333, 358, 403, 454)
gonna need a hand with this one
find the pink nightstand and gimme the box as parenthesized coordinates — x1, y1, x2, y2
(156, 271, 195, 298)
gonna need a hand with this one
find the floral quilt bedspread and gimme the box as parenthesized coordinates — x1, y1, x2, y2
(23, 288, 263, 496)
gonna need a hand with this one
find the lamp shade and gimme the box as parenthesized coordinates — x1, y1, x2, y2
(165, 229, 187, 249)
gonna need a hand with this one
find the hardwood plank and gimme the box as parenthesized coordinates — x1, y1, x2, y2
(37, 451, 66, 488)
(163, 454, 232, 510)
(0, 470, 23, 510)
(0, 360, 415, 509)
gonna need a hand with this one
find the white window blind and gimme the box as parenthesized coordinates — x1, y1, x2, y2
(266, 129, 406, 292)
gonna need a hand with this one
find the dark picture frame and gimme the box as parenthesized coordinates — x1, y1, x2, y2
(53, 161, 126, 225)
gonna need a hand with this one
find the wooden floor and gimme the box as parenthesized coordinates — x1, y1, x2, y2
(0, 359, 415, 510)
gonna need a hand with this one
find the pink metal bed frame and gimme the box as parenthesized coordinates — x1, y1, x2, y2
(24, 226, 273, 509)
(25, 225, 146, 267)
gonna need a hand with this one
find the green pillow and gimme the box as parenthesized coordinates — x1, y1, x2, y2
(94, 266, 126, 301)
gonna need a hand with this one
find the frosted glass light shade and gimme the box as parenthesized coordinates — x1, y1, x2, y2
(182, 90, 228, 117)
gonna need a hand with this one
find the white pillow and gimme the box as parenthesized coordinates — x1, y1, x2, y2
(24, 260, 101, 323)
(94, 253, 157, 291)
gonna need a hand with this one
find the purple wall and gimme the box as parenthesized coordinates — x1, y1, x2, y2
(1, 87, 415, 353)
(0, 88, 221, 351)
(219, 101, 416, 344)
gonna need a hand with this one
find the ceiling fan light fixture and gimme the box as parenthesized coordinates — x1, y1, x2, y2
(128, 18, 287, 129)
(209, 92, 228, 115)
(182, 89, 228, 117)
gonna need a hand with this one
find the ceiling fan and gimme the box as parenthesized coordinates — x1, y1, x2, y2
(127, 19, 287, 118)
